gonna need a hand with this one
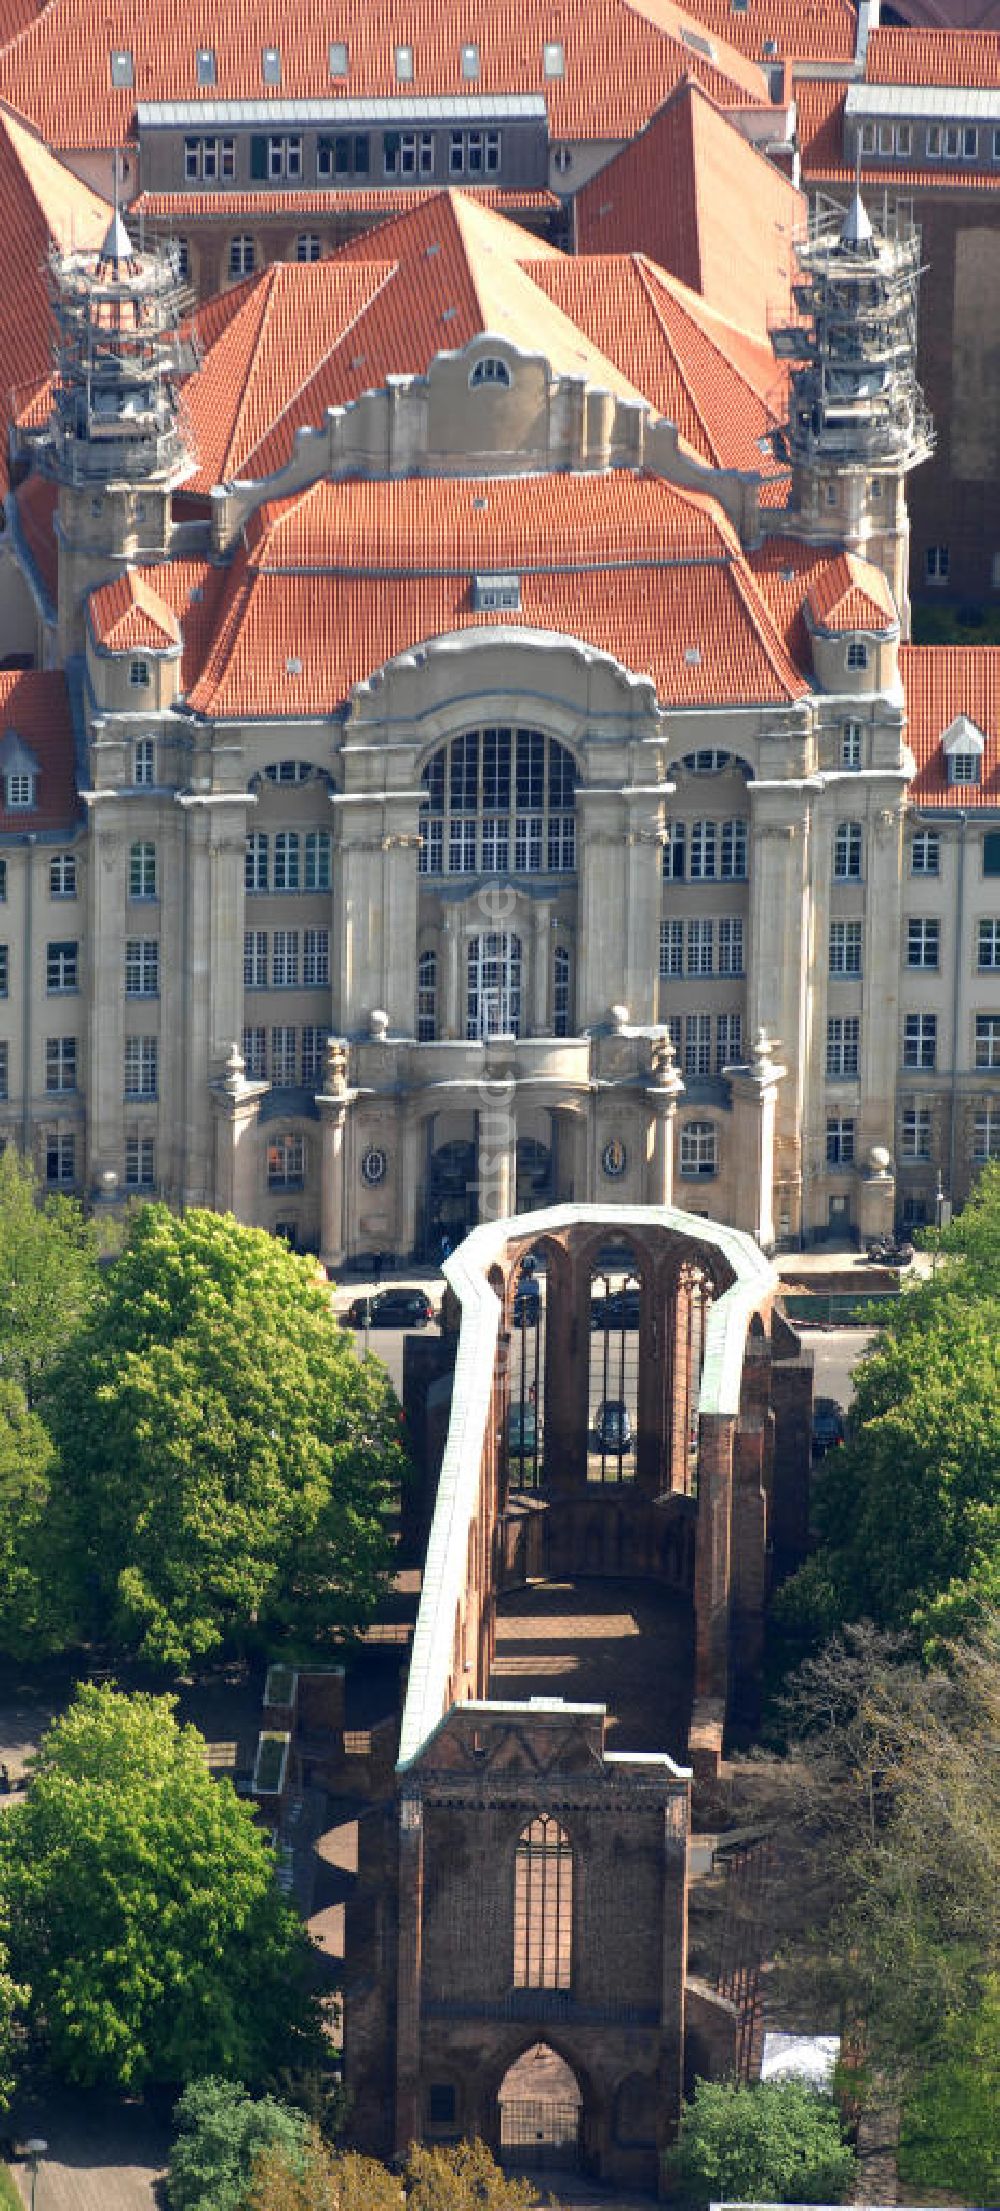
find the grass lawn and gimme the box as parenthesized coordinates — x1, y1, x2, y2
(0, 2167, 22, 2210)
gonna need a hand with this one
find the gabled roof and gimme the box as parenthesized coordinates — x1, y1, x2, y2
(901, 645, 1000, 807)
(0, 671, 78, 834)
(806, 552, 897, 634)
(573, 79, 804, 335)
(11, 474, 58, 605)
(0, 103, 111, 492)
(865, 24, 1000, 81)
(0, 0, 769, 152)
(87, 570, 182, 653)
(101, 471, 807, 721)
(748, 537, 897, 663)
(675, 0, 855, 64)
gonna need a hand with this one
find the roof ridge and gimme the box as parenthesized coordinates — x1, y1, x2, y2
(631, 251, 726, 465)
(726, 545, 808, 698)
(237, 259, 400, 480)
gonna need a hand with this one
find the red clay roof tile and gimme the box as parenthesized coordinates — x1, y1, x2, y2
(673, 0, 854, 63)
(0, 109, 110, 493)
(88, 570, 183, 652)
(806, 552, 897, 633)
(0, 671, 78, 834)
(865, 24, 1000, 82)
(132, 186, 561, 220)
(901, 644, 1000, 807)
(12, 474, 58, 604)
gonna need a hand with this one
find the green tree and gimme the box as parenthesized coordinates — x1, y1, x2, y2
(0, 1925, 27, 2117)
(0, 1685, 323, 2093)
(666, 2078, 856, 2206)
(0, 1147, 99, 1406)
(404, 2140, 542, 2209)
(0, 1379, 64, 1653)
(244, 2140, 402, 2211)
(168, 2078, 314, 2211)
(44, 1206, 402, 1666)
(899, 1973, 1000, 2204)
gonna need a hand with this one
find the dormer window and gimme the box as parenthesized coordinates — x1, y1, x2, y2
(470, 355, 511, 388)
(846, 642, 869, 670)
(130, 659, 151, 689)
(942, 714, 985, 786)
(472, 572, 520, 612)
(542, 39, 564, 75)
(6, 772, 34, 810)
(395, 43, 414, 80)
(110, 47, 133, 86)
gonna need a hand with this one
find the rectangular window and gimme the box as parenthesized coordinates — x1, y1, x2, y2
(925, 544, 950, 584)
(716, 1012, 741, 1070)
(690, 820, 717, 880)
(0, 945, 8, 998)
(184, 135, 200, 179)
(834, 821, 863, 879)
(964, 125, 978, 157)
(245, 833, 268, 893)
(329, 39, 349, 74)
(49, 853, 77, 899)
(45, 1036, 77, 1092)
(272, 930, 300, 988)
(304, 829, 331, 891)
(826, 1113, 855, 1165)
(973, 1105, 1000, 1160)
(481, 817, 510, 873)
(273, 831, 300, 891)
(978, 918, 1000, 969)
(461, 41, 479, 76)
(901, 1105, 932, 1160)
(944, 124, 961, 158)
(907, 917, 940, 969)
(514, 817, 542, 873)
(847, 642, 868, 671)
(542, 38, 564, 74)
(395, 43, 414, 79)
(45, 1134, 75, 1186)
(303, 928, 329, 988)
(267, 1133, 304, 1188)
(419, 818, 443, 875)
(129, 841, 157, 900)
(262, 44, 281, 82)
(301, 1025, 327, 1083)
(718, 916, 744, 976)
(133, 739, 155, 786)
(659, 919, 683, 977)
(662, 822, 686, 879)
(684, 1012, 712, 1077)
(271, 1026, 297, 1086)
(0, 1041, 7, 1100)
(125, 938, 158, 996)
(7, 774, 33, 809)
(0, 860, 6, 900)
(985, 832, 1000, 877)
(244, 931, 267, 990)
(927, 124, 942, 157)
(975, 1013, 1000, 1068)
(547, 815, 575, 871)
(903, 1012, 937, 1069)
(911, 830, 940, 876)
(686, 919, 713, 976)
(243, 1024, 266, 1079)
(827, 1015, 860, 1077)
(125, 1132, 156, 1188)
(720, 818, 747, 880)
(842, 721, 862, 769)
(860, 121, 876, 154)
(949, 750, 981, 788)
(46, 940, 78, 992)
(895, 122, 911, 155)
(124, 1036, 158, 1098)
(450, 818, 478, 873)
(829, 919, 862, 976)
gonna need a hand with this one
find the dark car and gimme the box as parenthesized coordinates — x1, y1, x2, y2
(590, 1288, 641, 1331)
(343, 1288, 435, 1329)
(512, 1281, 541, 1326)
(865, 1236, 914, 1267)
(593, 1399, 633, 1453)
(812, 1395, 846, 1457)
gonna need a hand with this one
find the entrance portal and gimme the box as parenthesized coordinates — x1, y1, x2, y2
(426, 1137, 477, 1253)
(498, 2043, 582, 2172)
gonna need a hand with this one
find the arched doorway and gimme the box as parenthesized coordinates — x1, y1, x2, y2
(515, 1134, 554, 1214)
(425, 1136, 477, 1252)
(498, 2043, 582, 2173)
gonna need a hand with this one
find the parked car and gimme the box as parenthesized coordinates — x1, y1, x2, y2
(343, 1287, 435, 1329)
(512, 1280, 541, 1326)
(593, 1399, 633, 1453)
(865, 1236, 914, 1267)
(812, 1395, 846, 1457)
(507, 1400, 539, 1457)
(590, 1287, 641, 1331)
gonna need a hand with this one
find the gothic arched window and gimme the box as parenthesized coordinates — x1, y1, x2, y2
(514, 1816, 572, 1989)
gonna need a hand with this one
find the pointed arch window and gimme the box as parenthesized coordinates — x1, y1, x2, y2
(514, 1816, 572, 1989)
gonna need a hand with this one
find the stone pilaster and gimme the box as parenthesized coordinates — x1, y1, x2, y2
(645, 1031, 684, 1207)
(725, 1028, 786, 1251)
(317, 1036, 355, 1270)
(209, 1041, 267, 1219)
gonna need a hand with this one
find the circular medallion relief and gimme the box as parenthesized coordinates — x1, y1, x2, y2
(361, 1146, 388, 1187)
(601, 1138, 627, 1180)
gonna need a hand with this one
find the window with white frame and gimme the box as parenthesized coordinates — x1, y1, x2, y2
(267, 1132, 304, 1188)
(911, 829, 940, 876)
(271, 1026, 297, 1086)
(842, 721, 862, 769)
(973, 1104, 1000, 1160)
(417, 950, 437, 1042)
(826, 1113, 855, 1165)
(49, 853, 76, 898)
(467, 932, 522, 1040)
(125, 939, 158, 996)
(384, 128, 432, 175)
(243, 1024, 266, 1079)
(129, 840, 157, 900)
(659, 919, 683, 978)
(927, 124, 942, 157)
(245, 833, 268, 892)
(296, 233, 321, 262)
(662, 822, 685, 879)
(419, 729, 576, 877)
(301, 1026, 327, 1083)
(124, 1036, 158, 1098)
(303, 928, 329, 987)
(553, 945, 571, 1037)
(829, 919, 862, 976)
(45, 1036, 77, 1092)
(129, 658, 150, 689)
(274, 831, 300, 891)
(244, 930, 267, 990)
(272, 930, 300, 988)
(686, 919, 713, 976)
(903, 1012, 937, 1069)
(45, 1133, 75, 1185)
(304, 829, 331, 891)
(684, 1013, 711, 1077)
(689, 821, 718, 880)
(46, 941, 78, 992)
(901, 1104, 932, 1159)
(6, 772, 33, 809)
(265, 134, 301, 178)
(975, 1013, 1000, 1068)
(125, 1132, 156, 1188)
(229, 235, 255, 278)
(907, 917, 940, 969)
(827, 1015, 860, 1077)
(718, 917, 744, 976)
(716, 1012, 741, 1070)
(133, 738, 155, 787)
(949, 750, 981, 787)
(978, 918, 1000, 969)
(833, 820, 863, 879)
(679, 1119, 717, 1177)
(925, 545, 950, 584)
(720, 818, 748, 879)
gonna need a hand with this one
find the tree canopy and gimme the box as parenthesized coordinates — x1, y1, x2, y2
(168, 2077, 314, 2211)
(41, 1205, 402, 1667)
(0, 1685, 323, 2093)
(239, 2136, 542, 2211)
(666, 2078, 857, 2206)
(0, 1146, 99, 1406)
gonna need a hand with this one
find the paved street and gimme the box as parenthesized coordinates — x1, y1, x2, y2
(7, 2096, 169, 2211)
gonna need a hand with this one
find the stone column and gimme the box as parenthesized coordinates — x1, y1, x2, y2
(441, 911, 461, 1039)
(747, 789, 811, 1243)
(532, 900, 551, 1033)
(726, 1028, 786, 1251)
(476, 1077, 516, 1224)
(209, 1042, 267, 1220)
(317, 1036, 355, 1270)
(646, 1032, 684, 1208)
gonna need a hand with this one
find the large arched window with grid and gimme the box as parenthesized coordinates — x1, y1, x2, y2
(514, 1815, 573, 1989)
(418, 728, 577, 877)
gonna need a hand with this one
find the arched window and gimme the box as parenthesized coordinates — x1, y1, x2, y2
(553, 944, 571, 1036)
(514, 1816, 572, 1988)
(129, 840, 157, 900)
(679, 1120, 717, 1178)
(418, 728, 576, 877)
(470, 355, 511, 388)
(833, 820, 863, 880)
(467, 932, 521, 1039)
(418, 949, 437, 1041)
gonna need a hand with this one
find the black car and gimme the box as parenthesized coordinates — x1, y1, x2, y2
(343, 1288, 435, 1328)
(812, 1396, 846, 1457)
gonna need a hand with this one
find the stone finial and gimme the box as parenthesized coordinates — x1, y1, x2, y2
(868, 1144, 892, 1179)
(612, 1003, 630, 1034)
(99, 1167, 119, 1201)
(751, 1026, 780, 1077)
(369, 1008, 390, 1043)
(650, 1030, 679, 1084)
(323, 1035, 349, 1097)
(222, 1039, 246, 1097)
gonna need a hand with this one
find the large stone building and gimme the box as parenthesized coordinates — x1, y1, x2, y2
(0, 182, 997, 1255)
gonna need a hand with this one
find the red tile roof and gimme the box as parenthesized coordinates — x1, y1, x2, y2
(87, 570, 183, 652)
(806, 551, 897, 632)
(91, 473, 807, 718)
(865, 23, 1000, 80)
(0, 0, 768, 153)
(574, 79, 804, 334)
(12, 473, 58, 604)
(901, 644, 1000, 807)
(0, 107, 110, 493)
(795, 78, 847, 170)
(677, 0, 855, 64)
(749, 535, 898, 661)
(0, 671, 78, 834)
(803, 160, 1000, 190)
(132, 186, 561, 220)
